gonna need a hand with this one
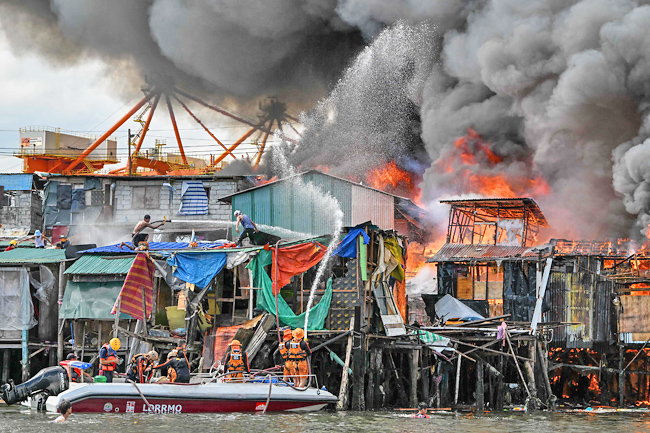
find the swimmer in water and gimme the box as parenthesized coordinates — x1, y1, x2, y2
(411, 402, 430, 418)
(54, 399, 72, 422)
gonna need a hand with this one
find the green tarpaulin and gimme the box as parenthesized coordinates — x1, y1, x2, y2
(61, 281, 130, 320)
(247, 249, 332, 330)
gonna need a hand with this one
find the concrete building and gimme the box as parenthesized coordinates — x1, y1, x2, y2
(0, 174, 45, 236)
(40, 174, 253, 244)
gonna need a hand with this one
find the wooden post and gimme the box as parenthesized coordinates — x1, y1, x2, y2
(57, 262, 66, 363)
(421, 350, 430, 406)
(476, 360, 485, 411)
(524, 342, 538, 403)
(454, 348, 462, 405)
(375, 347, 384, 408)
(536, 340, 555, 408)
(410, 348, 420, 407)
(496, 351, 505, 410)
(113, 298, 121, 338)
(388, 350, 408, 403)
(619, 344, 625, 407)
(366, 349, 376, 409)
(351, 325, 366, 411)
(337, 317, 354, 410)
(2, 349, 9, 384)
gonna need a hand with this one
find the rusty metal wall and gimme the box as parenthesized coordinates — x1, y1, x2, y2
(544, 256, 614, 349)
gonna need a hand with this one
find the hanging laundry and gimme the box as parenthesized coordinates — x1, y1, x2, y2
(179, 181, 208, 215)
(111, 253, 155, 321)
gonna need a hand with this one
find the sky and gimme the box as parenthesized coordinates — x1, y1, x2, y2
(0, 29, 286, 174)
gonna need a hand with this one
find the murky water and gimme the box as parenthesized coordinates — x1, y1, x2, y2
(3, 407, 650, 433)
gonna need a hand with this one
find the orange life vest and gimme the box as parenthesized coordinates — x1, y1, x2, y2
(100, 343, 118, 372)
(226, 350, 247, 373)
(286, 339, 307, 361)
(279, 342, 289, 361)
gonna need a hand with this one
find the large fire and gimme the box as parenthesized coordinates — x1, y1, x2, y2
(365, 161, 422, 204)
(435, 128, 550, 198)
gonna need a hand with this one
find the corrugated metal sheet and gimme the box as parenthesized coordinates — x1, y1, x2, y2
(232, 171, 393, 236)
(428, 244, 537, 262)
(64, 255, 134, 275)
(80, 241, 227, 254)
(351, 185, 393, 230)
(0, 174, 33, 191)
(0, 248, 66, 264)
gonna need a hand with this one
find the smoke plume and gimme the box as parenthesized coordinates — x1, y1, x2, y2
(288, 0, 650, 241)
(0, 0, 366, 103)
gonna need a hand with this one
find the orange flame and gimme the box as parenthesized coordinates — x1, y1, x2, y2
(365, 161, 421, 203)
(435, 128, 550, 199)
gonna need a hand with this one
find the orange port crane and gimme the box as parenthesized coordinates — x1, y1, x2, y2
(19, 86, 300, 176)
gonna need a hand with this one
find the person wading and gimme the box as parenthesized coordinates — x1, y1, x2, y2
(273, 328, 293, 381)
(233, 210, 258, 246)
(126, 350, 159, 383)
(98, 338, 121, 383)
(411, 402, 430, 418)
(285, 328, 311, 388)
(153, 350, 190, 383)
(223, 340, 249, 381)
(54, 399, 72, 422)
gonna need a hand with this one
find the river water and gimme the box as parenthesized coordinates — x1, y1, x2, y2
(2, 407, 650, 433)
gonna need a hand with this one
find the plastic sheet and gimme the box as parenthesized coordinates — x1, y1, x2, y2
(0, 267, 37, 331)
(30, 265, 55, 305)
(249, 249, 332, 330)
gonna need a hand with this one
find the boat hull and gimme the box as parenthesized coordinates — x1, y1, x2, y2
(43, 382, 337, 414)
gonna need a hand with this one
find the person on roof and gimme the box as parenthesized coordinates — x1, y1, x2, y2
(153, 350, 190, 383)
(4, 239, 18, 252)
(284, 328, 311, 387)
(273, 328, 293, 381)
(22, 230, 51, 248)
(99, 338, 122, 383)
(223, 340, 249, 381)
(233, 210, 258, 246)
(56, 236, 70, 249)
(126, 350, 159, 383)
(131, 215, 165, 247)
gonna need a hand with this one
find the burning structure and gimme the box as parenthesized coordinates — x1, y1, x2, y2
(426, 197, 650, 409)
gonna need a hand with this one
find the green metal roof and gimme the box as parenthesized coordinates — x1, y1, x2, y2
(0, 248, 66, 264)
(0, 242, 35, 248)
(65, 255, 134, 275)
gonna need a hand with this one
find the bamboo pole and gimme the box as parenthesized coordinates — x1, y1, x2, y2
(336, 317, 354, 410)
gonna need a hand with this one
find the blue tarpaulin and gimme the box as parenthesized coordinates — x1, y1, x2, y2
(0, 174, 33, 191)
(167, 251, 227, 289)
(332, 227, 370, 258)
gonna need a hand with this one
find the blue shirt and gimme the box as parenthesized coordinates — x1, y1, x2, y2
(99, 345, 117, 360)
(240, 214, 255, 230)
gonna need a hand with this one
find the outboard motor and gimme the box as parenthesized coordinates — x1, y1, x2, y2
(1, 366, 69, 407)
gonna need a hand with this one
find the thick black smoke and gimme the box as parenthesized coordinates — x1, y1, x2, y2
(0, 0, 366, 103)
(288, 0, 650, 241)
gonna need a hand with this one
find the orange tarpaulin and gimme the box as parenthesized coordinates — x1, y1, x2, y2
(271, 242, 326, 295)
(213, 325, 243, 363)
(111, 253, 155, 321)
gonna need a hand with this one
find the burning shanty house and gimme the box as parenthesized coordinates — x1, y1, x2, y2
(425, 197, 650, 409)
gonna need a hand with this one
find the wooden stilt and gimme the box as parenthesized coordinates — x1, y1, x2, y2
(421, 350, 430, 406)
(619, 344, 625, 407)
(336, 317, 354, 410)
(2, 349, 9, 384)
(388, 350, 408, 403)
(366, 349, 376, 409)
(536, 340, 555, 408)
(410, 349, 420, 407)
(476, 360, 485, 411)
(454, 348, 462, 405)
(496, 354, 504, 410)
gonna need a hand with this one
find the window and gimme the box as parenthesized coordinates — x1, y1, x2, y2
(132, 186, 160, 209)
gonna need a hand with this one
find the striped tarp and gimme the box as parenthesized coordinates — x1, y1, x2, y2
(179, 181, 208, 215)
(111, 253, 155, 321)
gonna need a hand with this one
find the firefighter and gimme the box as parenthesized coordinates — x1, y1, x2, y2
(273, 328, 293, 381)
(223, 340, 249, 381)
(98, 338, 122, 383)
(126, 350, 159, 383)
(153, 350, 190, 383)
(285, 328, 312, 388)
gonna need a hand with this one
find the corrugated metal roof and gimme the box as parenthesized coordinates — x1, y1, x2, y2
(230, 171, 398, 236)
(65, 255, 134, 275)
(80, 241, 227, 254)
(439, 197, 549, 227)
(427, 244, 537, 262)
(0, 248, 66, 264)
(0, 174, 34, 191)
